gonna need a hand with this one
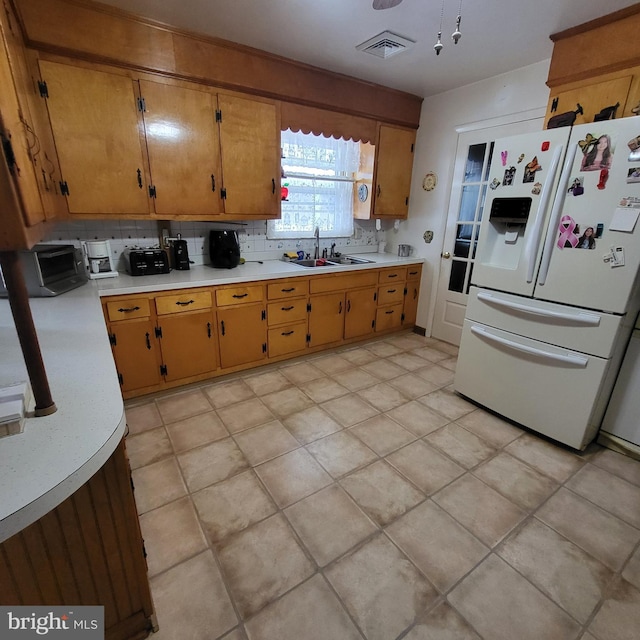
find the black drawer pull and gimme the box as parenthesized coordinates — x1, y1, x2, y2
(281, 306, 294, 311)
(118, 306, 140, 313)
(385, 310, 395, 315)
(387, 274, 398, 278)
(409, 271, 418, 276)
(387, 289, 397, 294)
(281, 330, 295, 336)
(281, 287, 295, 292)
(176, 299, 195, 306)
(232, 293, 249, 299)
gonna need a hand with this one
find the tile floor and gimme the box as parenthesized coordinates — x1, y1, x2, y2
(124, 331, 640, 640)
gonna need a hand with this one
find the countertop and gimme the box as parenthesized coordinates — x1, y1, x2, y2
(0, 252, 423, 542)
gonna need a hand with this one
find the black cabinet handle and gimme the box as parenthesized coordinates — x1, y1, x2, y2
(387, 274, 398, 278)
(281, 330, 294, 336)
(176, 299, 195, 306)
(385, 310, 394, 315)
(339, 300, 343, 314)
(281, 306, 294, 311)
(137, 168, 142, 189)
(221, 320, 226, 336)
(387, 289, 397, 294)
(281, 287, 295, 292)
(272, 178, 276, 194)
(413, 288, 418, 300)
(118, 306, 140, 313)
(145, 332, 151, 350)
(347, 300, 351, 313)
(211, 174, 216, 192)
(376, 184, 381, 197)
(232, 293, 248, 299)
(207, 322, 212, 338)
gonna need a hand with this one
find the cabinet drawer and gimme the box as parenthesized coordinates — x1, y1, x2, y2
(406, 265, 422, 281)
(376, 303, 404, 332)
(377, 284, 405, 306)
(155, 290, 212, 315)
(378, 268, 407, 283)
(310, 271, 377, 294)
(268, 321, 308, 357)
(267, 299, 308, 326)
(268, 279, 309, 299)
(106, 298, 151, 322)
(216, 285, 264, 306)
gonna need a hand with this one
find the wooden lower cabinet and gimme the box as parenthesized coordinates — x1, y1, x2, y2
(0, 440, 155, 640)
(217, 303, 267, 369)
(308, 292, 345, 347)
(344, 287, 377, 340)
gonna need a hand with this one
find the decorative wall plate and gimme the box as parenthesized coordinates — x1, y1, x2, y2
(358, 183, 369, 202)
(422, 172, 437, 191)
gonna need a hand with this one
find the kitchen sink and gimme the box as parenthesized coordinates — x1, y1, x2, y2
(328, 256, 375, 265)
(288, 255, 376, 268)
(290, 259, 340, 268)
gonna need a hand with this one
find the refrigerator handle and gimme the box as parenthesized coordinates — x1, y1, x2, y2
(525, 145, 563, 283)
(537, 142, 578, 286)
(470, 325, 588, 367)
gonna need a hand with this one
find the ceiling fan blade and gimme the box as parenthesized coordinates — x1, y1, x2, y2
(372, 0, 403, 10)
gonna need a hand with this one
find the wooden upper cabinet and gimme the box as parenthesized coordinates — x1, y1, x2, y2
(218, 93, 280, 218)
(140, 79, 223, 217)
(373, 124, 416, 219)
(38, 59, 151, 216)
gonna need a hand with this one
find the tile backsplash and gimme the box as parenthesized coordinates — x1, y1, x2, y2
(44, 218, 386, 271)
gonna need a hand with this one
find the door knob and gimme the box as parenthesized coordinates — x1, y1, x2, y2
(442, 251, 451, 259)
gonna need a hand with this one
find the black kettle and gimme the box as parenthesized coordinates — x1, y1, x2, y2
(173, 236, 190, 270)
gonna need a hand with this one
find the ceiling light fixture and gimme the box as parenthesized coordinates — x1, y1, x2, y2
(434, 0, 463, 55)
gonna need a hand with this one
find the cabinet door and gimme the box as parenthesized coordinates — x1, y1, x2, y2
(217, 303, 267, 369)
(376, 303, 404, 332)
(345, 287, 376, 340)
(402, 281, 420, 327)
(217, 93, 279, 217)
(308, 292, 345, 347)
(158, 310, 218, 381)
(140, 80, 223, 216)
(38, 60, 150, 215)
(373, 125, 415, 219)
(109, 319, 162, 393)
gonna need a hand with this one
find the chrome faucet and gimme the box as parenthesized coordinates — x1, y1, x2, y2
(314, 226, 320, 259)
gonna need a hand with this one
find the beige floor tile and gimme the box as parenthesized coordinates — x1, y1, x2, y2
(125, 402, 163, 435)
(592, 448, 640, 487)
(150, 551, 237, 640)
(340, 347, 380, 366)
(589, 578, 640, 640)
(178, 438, 249, 492)
(165, 410, 229, 453)
(473, 452, 558, 510)
(411, 346, 451, 363)
(566, 464, 640, 528)
(349, 414, 416, 456)
(425, 424, 496, 469)
(404, 602, 482, 640)
(387, 352, 432, 371)
(193, 470, 276, 543)
(536, 487, 640, 572)
(449, 555, 580, 640)
(326, 534, 438, 640)
(418, 389, 476, 421)
(216, 514, 315, 619)
(387, 500, 488, 593)
(386, 400, 449, 437)
(139, 496, 208, 577)
(284, 484, 377, 566)
(386, 441, 465, 495)
(306, 431, 378, 478)
(310, 353, 354, 374)
(386, 334, 427, 351)
(387, 373, 439, 399)
(221, 629, 246, 640)
(217, 397, 275, 434)
(364, 341, 404, 358)
(433, 474, 525, 547)
(131, 457, 187, 514)
(357, 382, 410, 412)
(320, 393, 379, 427)
(438, 357, 458, 372)
(361, 359, 408, 380)
(340, 460, 425, 526)
(156, 389, 212, 423)
(298, 376, 349, 403)
(431, 341, 459, 357)
(498, 518, 613, 623)
(126, 426, 172, 470)
(260, 387, 314, 418)
(243, 370, 291, 396)
(332, 367, 381, 391)
(504, 433, 584, 483)
(233, 420, 300, 465)
(255, 448, 332, 508)
(244, 574, 361, 640)
(279, 361, 325, 384)
(203, 378, 255, 409)
(281, 405, 343, 444)
(456, 410, 523, 448)
(415, 364, 455, 388)
(623, 546, 640, 590)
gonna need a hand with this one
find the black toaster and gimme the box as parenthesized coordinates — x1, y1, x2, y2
(125, 248, 171, 276)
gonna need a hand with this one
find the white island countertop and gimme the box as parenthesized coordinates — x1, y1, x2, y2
(0, 253, 423, 542)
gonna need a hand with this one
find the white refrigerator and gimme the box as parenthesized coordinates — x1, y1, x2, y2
(454, 118, 640, 450)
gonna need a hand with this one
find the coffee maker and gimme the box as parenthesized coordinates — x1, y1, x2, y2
(82, 239, 118, 279)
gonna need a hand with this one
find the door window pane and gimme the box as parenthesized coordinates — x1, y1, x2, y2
(448, 260, 467, 293)
(483, 142, 495, 181)
(458, 185, 480, 223)
(464, 144, 486, 183)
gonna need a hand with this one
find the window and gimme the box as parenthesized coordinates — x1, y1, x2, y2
(267, 129, 360, 239)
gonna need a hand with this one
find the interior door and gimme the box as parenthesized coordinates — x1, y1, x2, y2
(431, 119, 544, 345)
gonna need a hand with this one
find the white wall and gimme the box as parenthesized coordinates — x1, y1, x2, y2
(391, 59, 552, 335)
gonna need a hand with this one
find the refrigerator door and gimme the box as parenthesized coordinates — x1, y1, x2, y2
(472, 128, 570, 297)
(454, 319, 609, 450)
(535, 118, 640, 314)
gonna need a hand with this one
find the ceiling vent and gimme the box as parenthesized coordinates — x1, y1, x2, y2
(356, 31, 415, 59)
